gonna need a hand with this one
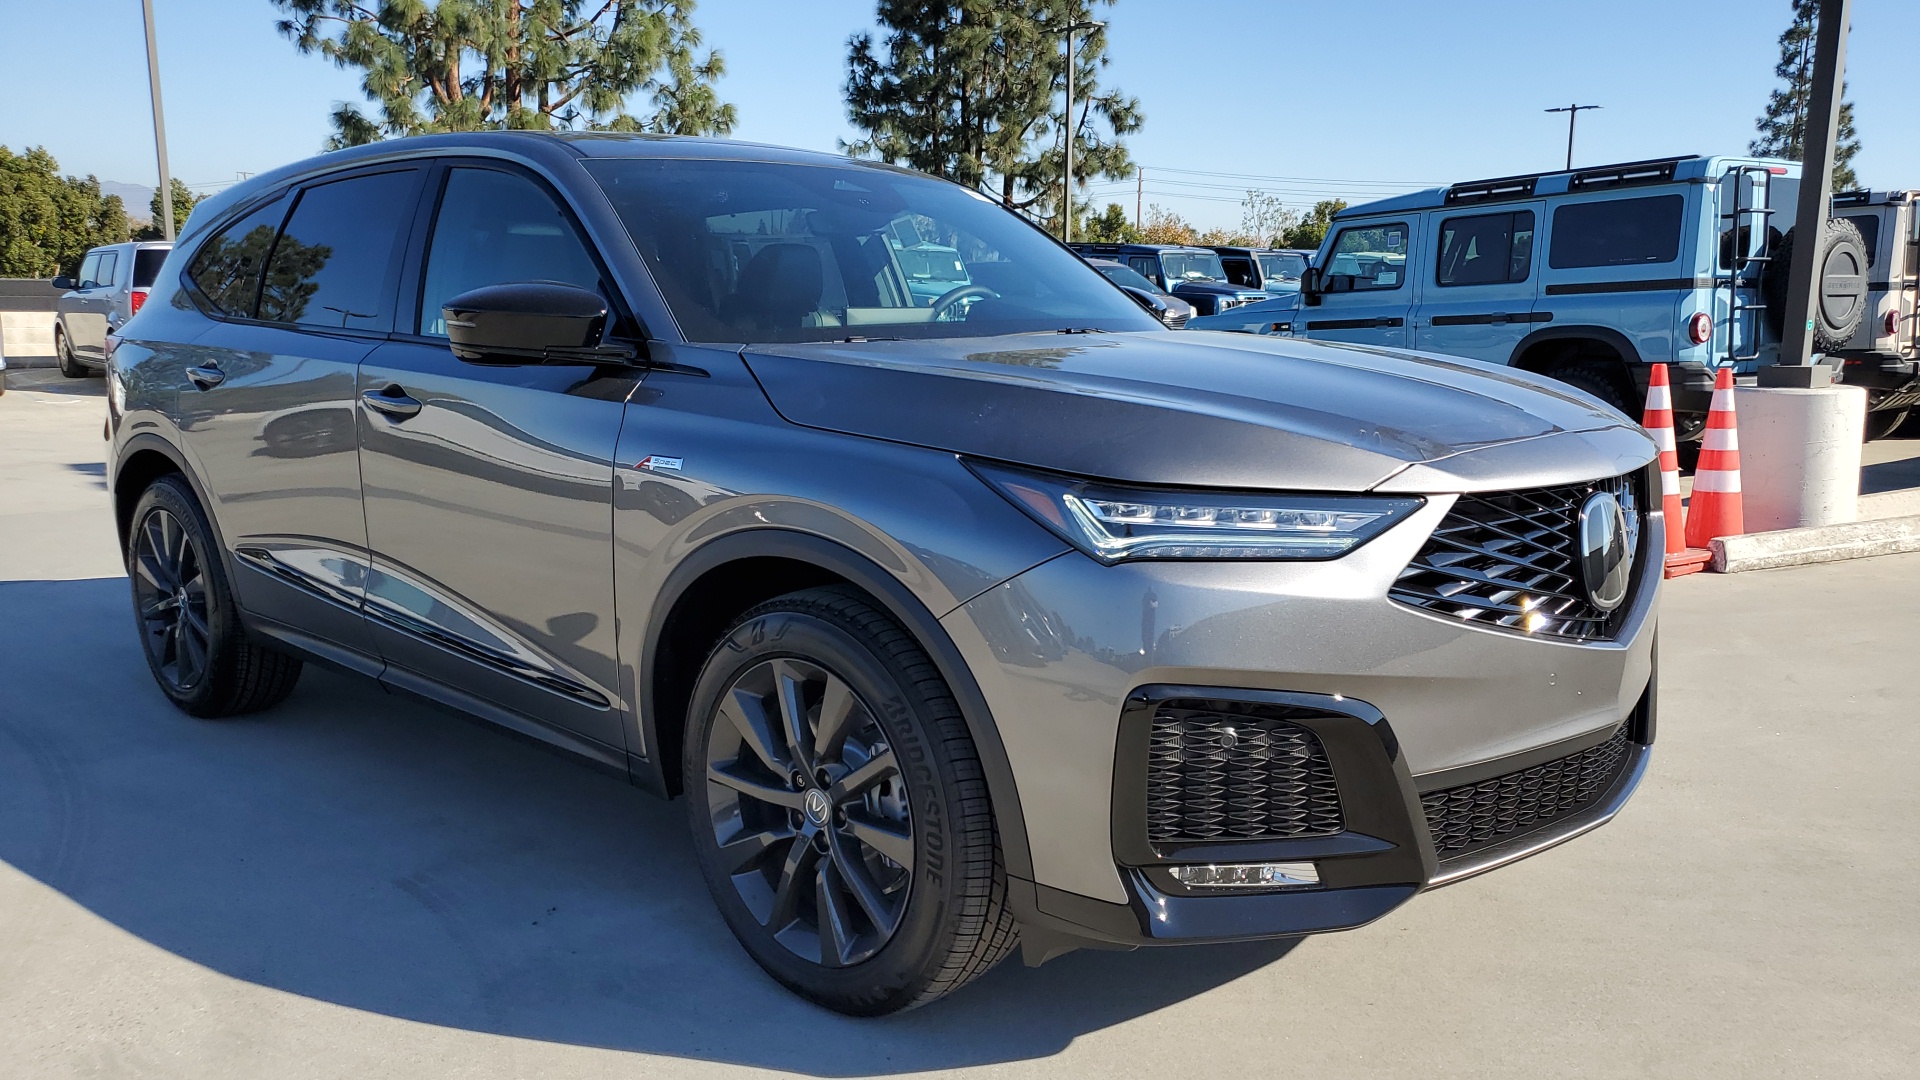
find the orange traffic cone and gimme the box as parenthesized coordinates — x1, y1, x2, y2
(1683, 367, 1744, 549)
(1644, 365, 1713, 577)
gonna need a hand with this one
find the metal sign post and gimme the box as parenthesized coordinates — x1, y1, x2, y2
(142, 0, 174, 242)
(1766, 0, 1851, 386)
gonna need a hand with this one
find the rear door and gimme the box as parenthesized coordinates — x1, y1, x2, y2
(1412, 204, 1543, 363)
(1303, 220, 1415, 347)
(355, 161, 637, 752)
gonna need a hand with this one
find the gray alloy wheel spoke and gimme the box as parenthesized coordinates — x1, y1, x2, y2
(844, 813, 915, 867)
(139, 593, 176, 621)
(135, 550, 173, 595)
(715, 825, 795, 875)
(826, 828, 900, 933)
(812, 675, 861, 765)
(141, 517, 177, 590)
(177, 617, 207, 684)
(815, 861, 857, 967)
(719, 688, 790, 776)
(771, 659, 815, 772)
(828, 749, 899, 803)
(765, 833, 820, 930)
(159, 512, 184, 572)
(707, 759, 806, 810)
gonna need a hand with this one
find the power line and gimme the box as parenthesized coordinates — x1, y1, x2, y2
(1145, 164, 1446, 188)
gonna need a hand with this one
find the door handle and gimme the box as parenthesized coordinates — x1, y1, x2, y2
(361, 385, 423, 420)
(185, 364, 225, 390)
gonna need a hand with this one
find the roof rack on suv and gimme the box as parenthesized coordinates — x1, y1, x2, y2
(1567, 156, 1691, 191)
(1443, 175, 1538, 205)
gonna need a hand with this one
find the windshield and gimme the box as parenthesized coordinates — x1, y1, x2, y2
(1256, 252, 1307, 284)
(1158, 250, 1226, 282)
(584, 158, 1158, 343)
(1095, 262, 1165, 294)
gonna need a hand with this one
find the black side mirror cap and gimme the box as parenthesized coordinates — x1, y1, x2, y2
(52, 276, 76, 291)
(1299, 266, 1322, 306)
(442, 281, 623, 365)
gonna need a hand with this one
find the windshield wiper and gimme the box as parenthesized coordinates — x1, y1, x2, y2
(1054, 327, 1108, 335)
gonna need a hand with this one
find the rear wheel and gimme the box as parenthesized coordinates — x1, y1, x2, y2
(128, 476, 302, 717)
(1550, 359, 1637, 419)
(56, 328, 89, 379)
(683, 586, 1017, 1015)
(1864, 408, 1909, 442)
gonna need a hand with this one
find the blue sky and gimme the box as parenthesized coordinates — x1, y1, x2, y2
(5, 0, 1918, 228)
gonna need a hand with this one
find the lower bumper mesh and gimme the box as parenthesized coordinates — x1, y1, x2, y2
(1422, 726, 1633, 861)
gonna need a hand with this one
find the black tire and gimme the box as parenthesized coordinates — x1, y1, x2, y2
(1864, 408, 1909, 443)
(1762, 219, 1869, 351)
(683, 585, 1017, 1015)
(1550, 359, 1637, 419)
(127, 475, 302, 718)
(56, 327, 89, 379)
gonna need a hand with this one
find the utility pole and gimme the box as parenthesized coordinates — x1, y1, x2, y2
(1051, 18, 1105, 243)
(1544, 103, 1601, 171)
(1773, 0, 1851, 376)
(141, 0, 175, 241)
(1135, 166, 1143, 230)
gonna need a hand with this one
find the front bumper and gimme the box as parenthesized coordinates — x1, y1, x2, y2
(940, 489, 1661, 946)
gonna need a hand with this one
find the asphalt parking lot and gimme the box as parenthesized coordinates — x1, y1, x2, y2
(2, 369, 1917, 1079)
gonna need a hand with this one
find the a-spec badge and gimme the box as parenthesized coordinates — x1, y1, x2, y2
(635, 455, 683, 473)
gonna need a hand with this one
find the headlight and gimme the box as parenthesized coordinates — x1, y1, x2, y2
(969, 461, 1423, 562)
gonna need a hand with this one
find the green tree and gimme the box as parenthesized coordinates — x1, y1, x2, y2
(0, 146, 129, 277)
(1750, 0, 1860, 191)
(1138, 203, 1193, 245)
(133, 178, 198, 240)
(845, 0, 1143, 227)
(1280, 198, 1347, 250)
(1081, 201, 1140, 243)
(272, 0, 736, 149)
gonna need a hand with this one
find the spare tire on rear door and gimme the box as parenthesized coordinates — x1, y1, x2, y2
(1762, 218, 1869, 352)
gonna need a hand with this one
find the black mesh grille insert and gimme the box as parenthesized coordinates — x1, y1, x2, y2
(1389, 472, 1642, 642)
(1422, 726, 1632, 859)
(1146, 703, 1344, 844)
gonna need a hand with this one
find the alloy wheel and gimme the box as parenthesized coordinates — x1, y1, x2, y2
(703, 657, 914, 967)
(132, 508, 211, 692)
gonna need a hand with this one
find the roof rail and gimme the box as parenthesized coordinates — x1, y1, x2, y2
(1443, 175, 1538, 205)
(1831, 189, 1872, 207)
(1567, 156, 1690, 190)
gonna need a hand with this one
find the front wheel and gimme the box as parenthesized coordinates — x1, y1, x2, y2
(1864, 409, 1909, 443)
(683, 586, 1017, 1015)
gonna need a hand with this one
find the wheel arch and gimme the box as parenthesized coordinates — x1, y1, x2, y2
(637, 528, 1034, 882)
(113, 435, 216, 552)
(1509, 325, 1643, 406)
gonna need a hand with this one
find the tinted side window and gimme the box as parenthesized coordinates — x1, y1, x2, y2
(1437, 210, 1534, 286)
(133, 248, 168, 288)
(1548, 195, 1683, 269)
(1842, 214, 1880, 268)
(95, 251, 119, 288)
(259, 170, 419, 330)
(186, 195, 291, 316)
(417, 168, 603, 337)
(1324, 223, 1408, 291)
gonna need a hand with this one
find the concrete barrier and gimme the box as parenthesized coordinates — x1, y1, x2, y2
(1, 311, 58, 363)
(1710, 514, 1920, 572)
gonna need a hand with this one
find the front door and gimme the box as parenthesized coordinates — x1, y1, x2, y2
(1412, 203, 1543, 363)
(356, 162, 638, 752)
(1303, 219, 1415, 347)
(66, 249, 117, 359)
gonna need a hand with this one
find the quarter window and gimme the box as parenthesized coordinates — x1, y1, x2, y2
(417, 168, 604, 337)
(1323, 223, 1408, 292)
(185, 195, 290, 316)
(258, 170, 420, 330)
(133, 248, 168, 288)
(1437, 210, 1534, 286)
(1842, 214, 1880, 268)
(94, 251, 119, 289)
(1548, 195, 1683, 269)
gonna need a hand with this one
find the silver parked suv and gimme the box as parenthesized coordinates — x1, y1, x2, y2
(107, 133, 1660, 1015)
(53, 240, 173, 377)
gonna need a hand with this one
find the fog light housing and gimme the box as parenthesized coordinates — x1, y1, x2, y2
(1167, 861, 1319, 889)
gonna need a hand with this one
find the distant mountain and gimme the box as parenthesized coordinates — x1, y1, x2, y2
(101, 181, 155, 221)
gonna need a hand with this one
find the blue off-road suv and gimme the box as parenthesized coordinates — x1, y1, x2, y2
(1192, 156, 1871, 438)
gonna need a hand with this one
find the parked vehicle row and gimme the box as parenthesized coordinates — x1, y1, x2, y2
(105, 131, 1659, 1015)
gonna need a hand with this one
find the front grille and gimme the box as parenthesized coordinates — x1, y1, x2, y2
(1422, 726, 1632, 860)
(1389, 472, 1642, 641)
(1163, 310, 1190, 329)
(1146, 702, 1344, 844)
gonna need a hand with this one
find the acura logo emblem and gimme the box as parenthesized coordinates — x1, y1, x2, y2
(1577, 490, 1634, 612)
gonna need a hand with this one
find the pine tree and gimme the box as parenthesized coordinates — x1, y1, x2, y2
(272, 1, 736, 149)
(133, 179, 197, 241)
(1750, 0, 1860, 191)
(844, 1, 1142, 223)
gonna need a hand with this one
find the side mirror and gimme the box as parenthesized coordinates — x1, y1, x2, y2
(1299, 266, 1322, 306)
(1117, 285, 1166, 317)
(442, 281, 617, 365)
(52, 275, 76, 291)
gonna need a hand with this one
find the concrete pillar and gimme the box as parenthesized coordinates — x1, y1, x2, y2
(1734, 385, 1867, 531)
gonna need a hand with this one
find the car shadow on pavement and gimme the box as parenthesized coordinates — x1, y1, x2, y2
(0, 577, 1296, 1074)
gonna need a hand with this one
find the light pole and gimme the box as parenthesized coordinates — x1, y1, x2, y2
(1544, 103, 1601, 171)
(141, 0, 175, 241)
(1050, 18, 1105, 242)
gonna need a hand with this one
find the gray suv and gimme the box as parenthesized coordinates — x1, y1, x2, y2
(53, 240, 173, 377)
(107, 133, 1660, 1015)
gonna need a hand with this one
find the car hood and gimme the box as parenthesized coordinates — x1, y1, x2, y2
(742, 331, 1652, 492)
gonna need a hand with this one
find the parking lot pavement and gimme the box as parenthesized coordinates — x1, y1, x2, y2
(2, 379, 1916, 1080)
